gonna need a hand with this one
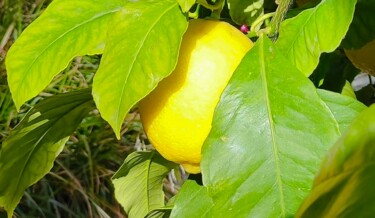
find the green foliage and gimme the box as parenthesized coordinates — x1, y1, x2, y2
(297, 105, 375, 217)
(317, 89, 366, 133)
(112, 151, 177, 218)
(92, 0, 188, 138)
(177, 0, 196, 12)
(169, 35, 364, 217)
(170, 181, 213, 218)
(0, 89, 95, 217)
(2, 0, 375, 217)
(5, 0, 123, 110)
(227, 0, 264, 25)
(276, 0, 357, 76)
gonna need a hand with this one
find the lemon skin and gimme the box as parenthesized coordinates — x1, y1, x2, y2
(139, 19, 253, 174)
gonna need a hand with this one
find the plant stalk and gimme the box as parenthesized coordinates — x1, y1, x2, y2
(268, 0, 293, 40)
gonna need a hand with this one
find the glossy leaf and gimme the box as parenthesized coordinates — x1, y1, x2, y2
(227, 0, 264, 25)
(171, 35, 341, 218)
(276, 0, 356, 76)
(317, 89, 366, 133)
(0, 89, 94, 217)
(92, 0, 188, 138)
(297, 105, 375, 217)
(5, 0, 122, 109)
(112, 151, 177, 218)
(341, 81, 356, 99)
(342, 0, 375, 49)
(170, 181, 213, 218)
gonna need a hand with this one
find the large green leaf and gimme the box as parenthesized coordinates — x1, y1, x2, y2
(5, 0, 122, 110)
(92, 0, 188, 138)
(297, 105, 375, 217)
(227, 0, 264, 25)
(317, 89, 366, 133)
(171, 35, 341, 217)
(341, 0, 375, 49)
(275, 0, 357, 76)
(112, 151, 177, 218)
(0, 89, 94, 217)
(170, 181, 213, 218)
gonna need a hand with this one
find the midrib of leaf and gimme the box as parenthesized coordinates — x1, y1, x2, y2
(8, 99, 91, 206)
(115, 3, 177, 130)
(259, 36, 286, 216)
(18, 7, 121, 90)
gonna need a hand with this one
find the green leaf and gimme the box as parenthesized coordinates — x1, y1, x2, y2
(170, 181, 213, 218)
(92, 0, 188, 138)
(200, 35, 341, 217)
(227, 0, 264, 25)
(317, 89, 366, 133)
(341, 0, 375, 49)
(296, 105, 375, 217)
(5, 0, 122, 110)
(0, 89, 94, 217)
(341, 81, 356, 99)
(276, 0, 357, 76)
(112, 151, 177, 218)
(177, 0, 196, 12)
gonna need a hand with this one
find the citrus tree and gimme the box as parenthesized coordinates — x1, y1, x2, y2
(1, 0, 375, 217)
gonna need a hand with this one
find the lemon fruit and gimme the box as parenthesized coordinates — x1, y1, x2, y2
(345, 39, 375, 76)
(139, 19, 253, 174)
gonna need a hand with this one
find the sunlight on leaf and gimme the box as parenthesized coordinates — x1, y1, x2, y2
(5, 0, 122, 110)
(170, 181, 213, 218)
(317, 89, 366, 133)
(92, 0, 188, 138)
(0, 89, 94, 217)
(297, 105, 375, 217)
(276, 0, 356, 76)
(112, 151, 177, 218)
(228, 0, 264, 25)
(171, 35, 352, 217)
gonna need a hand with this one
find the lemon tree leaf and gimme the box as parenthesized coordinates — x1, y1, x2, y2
(342, 0, 375, 49)
(5, 0, 122, 110)
(170, 181, 213, 218)
(296, 105, 375, 217)
(317, 89, 366, 133)
(92, 0, 188, 138)
(228, 0, 264, 25)
(341, 81, 356, 99)
(177, 0, 196, 12)
(112, 151, 177, 218)
(169, 35, 344, 218)
(0, 89, 94, 217)
(275, 0, 357, 76)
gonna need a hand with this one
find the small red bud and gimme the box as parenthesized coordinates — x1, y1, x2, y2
(240, 25, 249, 34)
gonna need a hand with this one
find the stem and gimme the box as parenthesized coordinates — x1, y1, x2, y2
(248, 12, 275, 37)
(188, 4, 201, 19)
(268, 0, 293, 40)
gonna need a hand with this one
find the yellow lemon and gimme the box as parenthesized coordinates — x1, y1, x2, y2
(345, 39, 375, 76)
(139, 19, 253, 174)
